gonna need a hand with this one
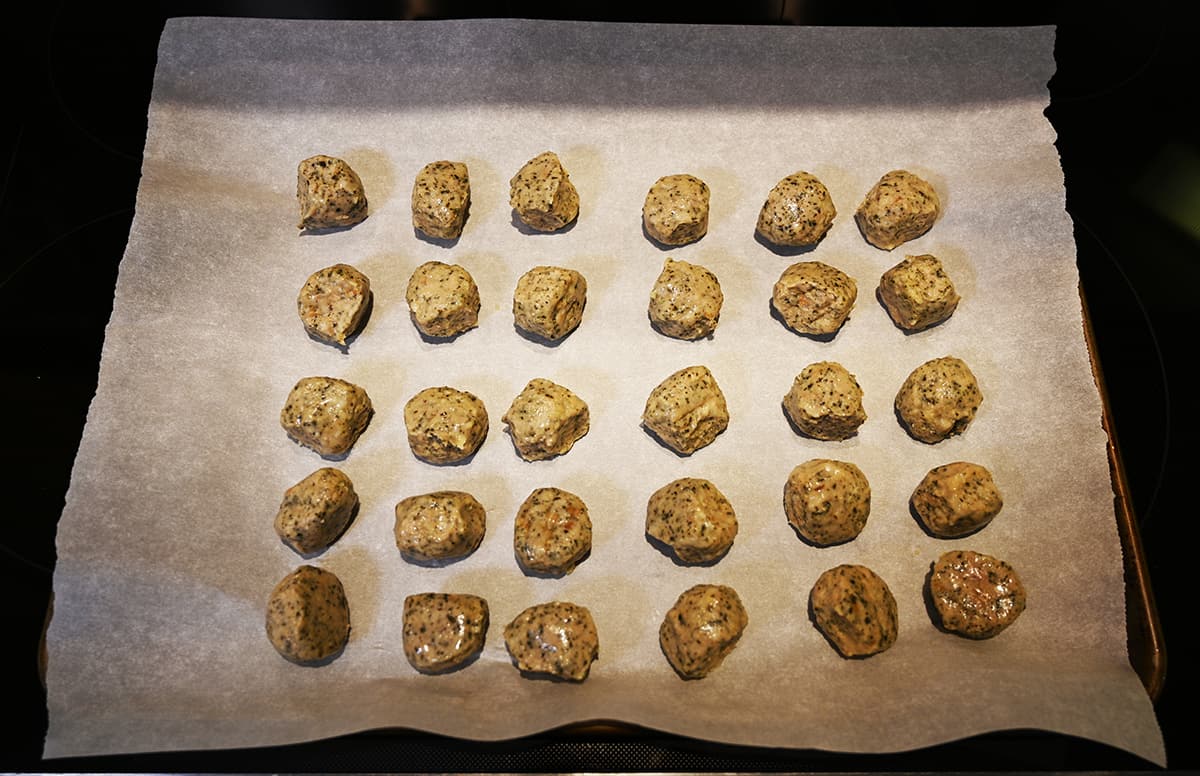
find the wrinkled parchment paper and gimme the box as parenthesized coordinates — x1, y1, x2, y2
(44, 18, 1166, 765)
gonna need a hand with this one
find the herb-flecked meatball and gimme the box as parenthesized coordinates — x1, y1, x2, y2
(782, 361, 867, 441)
(394, 491, 487, 564)
(643, 173, 710, 246)
(659, 584, 748, 679)
(855, 169, 940, 250)
(642, 365, 729, 455)
(403, 386, 489, 464)
(296, 155, 368, 230)
(509, 151, 579, 232)
(402, 593, 489, 674)
(929, 550, 1026, 639)
(274, 467, 358, 555)
(894, 356, 982, 443)
(911, 461, 1003, 538)
(501, 378, 590, 461)
(756, 171, 836, 247)
(406, 260, 480, 338)
(297, 263, 371, 347)
(265, 565, 351, 665)
(412, 160, 470, 240)
(512, 265, 588, 341)
(772, 260, 857, 337)
(645, 477, 738, 564)
(513, 487, 592, 575)
(648, 258, 724, 340)
(810, 564, 898, 658)
(504, 601, 599, 681)
(279, 376, 373, 458)
(878, 253, 960, 331)
(784, 459, 871, 546)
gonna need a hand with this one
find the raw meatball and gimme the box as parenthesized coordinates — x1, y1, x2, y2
(274, 467, 358, 555)
(412, 160, 470, 240)
(756, 171, 836, 247)
(297, 263, 371, 347)
(642, 365, 729, 455)
(265, 565, 351, 665)
(501, 378, 590, 461)
(659, 584, 748, 679)
(645, 477, 738, 564)
(782, 361, 867, 441)
(504, 601, 599, 681)
(878, 253, 960, 331)
(912, 462, 1003, 538)
(509, 151, 579, 232)
(784, 459, 871, 546)
(512, 265, 588, 341)
(643, 173, 710, 246)
(394, 491, 487, 563)
(895, 356, 983, 443)
(809, 564, 898, 658)
(402, 593, 489, 674)
(929, 549, 1026, 639)
(296, 154, 368, 230)
(404, 386, 489, 464)
(855, 169, 940, 250)
(406, 260, 480, 338)
(648, 257, 724, 340)
(772, 260, 857, 337)
(513, 487, 592, 575)
(280, 376, 373, 458)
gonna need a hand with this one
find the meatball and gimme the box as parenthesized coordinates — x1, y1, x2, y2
(911, 461, 1003, 538)
(643, 173, 710, 246)
(782, 361, 867, 441)
(279, 376, 373, 458)
(929, 550, 1026, 639)
(512, 265, 588, 342)
(784, 459, 871, 546)
(411, 160, 471, 240)
(297, 263, 371, 347)
(509, 151, 579, 232)
(809, 564, 898, 658)
(647, 257, 724, 340)
(772, 260, 857, 337)
(394, 491, 487, 564)
(659, 584, 748, 679)
(504, 601, 599, 681)
(402, 593, 489, 674)
(406, 260, 480, 338)
(878, 253, 960, 331)
(855, 169, 940, 250)
(501, 378, 590, 461)
(403, 386, 489, 464)
(894, 356, 983, 443)
(265, 565, 351, 665)
(756, 171, 837, 247)
(642, 365, 729, 455)
(296, 154, 368, 231)
(513, 487, 592, 575)
(274, 467, 358, 555)
(645, 477, 738, 564)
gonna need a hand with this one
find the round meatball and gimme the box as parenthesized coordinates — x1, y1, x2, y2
(929, 549, 1026, 639)
(782, 361, 867, 441)
(855, 169, 940, 250)
(911, 462, 1003, 538)
(512, 265, 588, 342)
(403, 386, 489, 464)
(402, 593, 489, 674)
(878, 253, 960, 331)
(772, 260, 857, 337)
(809, 564, 898, 658)
(894, 356, 983, 443)
(296, 154, 368, 231)
(643, 173, 710, 246)
(784, 459, 871, 546)
(756, 171, 836, 247)
(297, 263, 371, 347)
(280, 376, 373, 458)
(265, 565, 351, 665)
(411, 160, 470, 240)
(504, 601, 599, 681)
(406, 260, 480, 338)
(509, 151, 579, 232)
(274, 467, 358, 555)
(648, 257, 724, 340)
(394, 491, 487, 564)
(659, 584, 748, 679)
(501, 378, 590, 461)
(645, 477, 738, 564)
(642, 365, 729, 455)
(513, 487, 592, 575)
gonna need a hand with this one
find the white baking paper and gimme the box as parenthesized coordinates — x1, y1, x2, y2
(43, 17, 1166, 765)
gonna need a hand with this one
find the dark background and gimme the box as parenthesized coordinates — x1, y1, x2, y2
(4, 1, 1195, 771)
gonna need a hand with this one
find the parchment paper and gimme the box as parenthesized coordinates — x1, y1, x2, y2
(43, 17, 1167, 765)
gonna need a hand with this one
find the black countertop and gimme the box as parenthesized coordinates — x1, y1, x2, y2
(4, 1, 1195, 771)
